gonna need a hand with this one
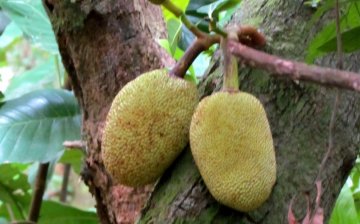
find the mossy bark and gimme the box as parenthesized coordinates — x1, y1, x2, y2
(43, 0, 360, 223)
(139, 1, 360, 223)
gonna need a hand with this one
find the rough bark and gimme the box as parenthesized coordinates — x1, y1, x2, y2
(139, 1, 360, 223)
(44, 0, 360, 223)
(43, 0, 172, 223)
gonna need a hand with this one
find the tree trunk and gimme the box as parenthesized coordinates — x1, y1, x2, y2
(44, 0, 360, 223)
(43, 0, 172, 223)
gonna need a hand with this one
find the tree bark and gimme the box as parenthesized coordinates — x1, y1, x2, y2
(44, 0, 360, 223)
(43, 0, 172, 223)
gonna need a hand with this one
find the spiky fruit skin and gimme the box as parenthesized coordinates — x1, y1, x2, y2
(190, 91, 276, 212)
(102, 69, 198, 187)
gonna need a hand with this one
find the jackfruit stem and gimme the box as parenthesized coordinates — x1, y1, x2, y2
(170, 36, 220, 78)
(221, 31, 239, 92)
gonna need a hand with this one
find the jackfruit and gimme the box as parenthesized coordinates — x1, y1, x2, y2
(190, 91, 276, 212)
(102, 69, 198, 187)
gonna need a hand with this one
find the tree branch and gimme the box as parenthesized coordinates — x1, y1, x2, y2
(228, 40, 360, 92)
(27, 163, 49, 222)
(60, 164, 71, 202)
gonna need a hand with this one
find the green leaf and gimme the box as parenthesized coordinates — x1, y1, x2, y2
(0, 163, 31, 220)
(306, 2, 360, 62)
(318, 26, 360, 53)
(59, 150, 84, 175)
(157, 39, 185, 60)
(0, 0, 59, 54)
(330, 182, 359, 224)
(210, 0, 241, 21)
(167, 19, 183, 56)
(0, 21, 22, 48)
(4, 57, 62, 100)
(162, 0, 190, 21)
(0, 217, 8, 224)
(0, 89, 81, 163)
(38, 201, 98, 224)
(186, 0, 214, 12)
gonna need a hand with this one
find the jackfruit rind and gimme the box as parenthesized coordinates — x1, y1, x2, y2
(190, 91, 276, 212)
(102, 69, 198, 187)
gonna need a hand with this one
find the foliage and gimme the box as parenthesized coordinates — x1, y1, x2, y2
(306, 1, 360, 62)
(330, 159, 360, 224)
(0, 0, 92, 223)
(0, 89, 81, 163)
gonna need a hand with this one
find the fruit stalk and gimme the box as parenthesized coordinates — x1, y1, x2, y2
(170, 36, 219, 78)
(221, 31, 239, 92)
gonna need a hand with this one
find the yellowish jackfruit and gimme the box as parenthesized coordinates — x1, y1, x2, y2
(102, 69, 198, 187)
(190, 91, 276, 212)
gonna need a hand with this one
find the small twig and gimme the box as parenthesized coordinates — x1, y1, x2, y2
(228, 40, 360, 92)
(63, 140, 86, 151)
(27, 163, 49, 222)
(316, 0, 343, 183)
(59, 164, 71, 202)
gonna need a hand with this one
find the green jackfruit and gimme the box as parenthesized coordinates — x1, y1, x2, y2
(102, 69, 198, 187)
(190, 91, 276, 212)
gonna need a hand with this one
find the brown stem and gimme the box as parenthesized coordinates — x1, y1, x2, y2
(228, 40, 360, 92)
(59, 164, 71, 202)
(28, 163, 49, 222)
(169, 36, 220, 78)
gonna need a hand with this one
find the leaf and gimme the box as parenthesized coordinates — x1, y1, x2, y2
(330, 182, 359, 224)
(178, 25, 195, 51)
(157, 38, 185, 61)
(0, 218, 8, 224)
(162, 0, 190, 21)
(59, 149, 84, 175)
(167, 19, 182, 56)
(0, 163, 31, 220)
(4, 57, 62, 100)
(186, 0, 214, 12)
(318, 26, 360, 53)
(210, 0, 241, 21)
(0, 89, 81, 163)
(38, 201, 98, 224)
(306, 2, 360, 62)
(0, 0, 59, 54)
(0, 21, 22, 48)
